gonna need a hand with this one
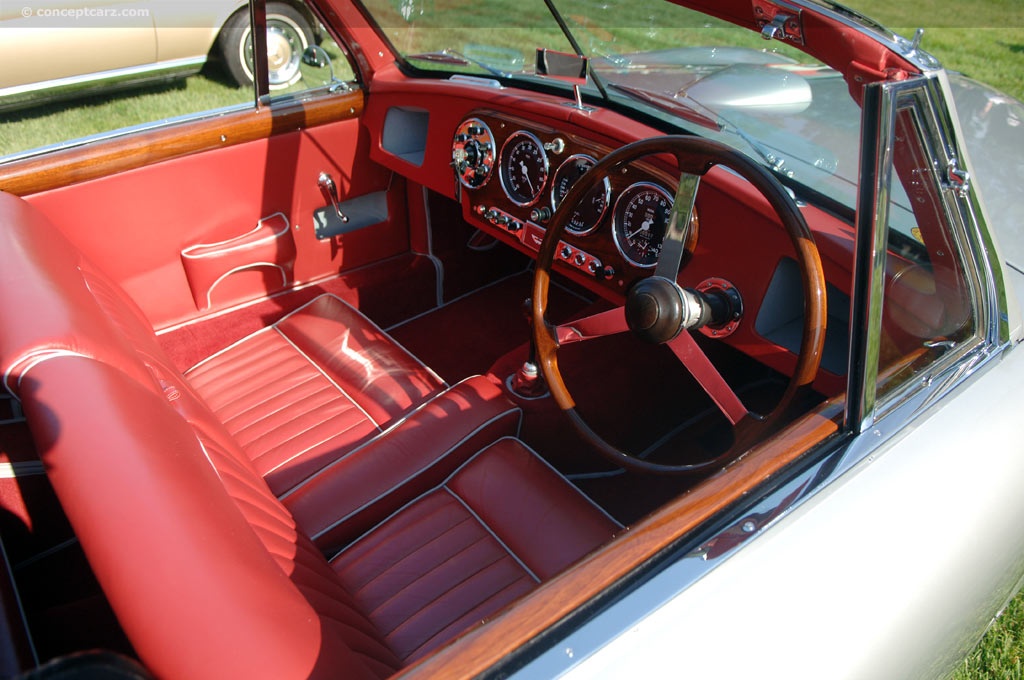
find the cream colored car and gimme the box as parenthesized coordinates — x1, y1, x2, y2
(0, 0, 319, 111)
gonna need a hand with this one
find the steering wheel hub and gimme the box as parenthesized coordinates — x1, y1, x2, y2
(626, 277, 688, 344)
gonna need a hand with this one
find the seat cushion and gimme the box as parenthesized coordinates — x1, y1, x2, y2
(186, 294, 446, 494)
(330, 437, 620, 664)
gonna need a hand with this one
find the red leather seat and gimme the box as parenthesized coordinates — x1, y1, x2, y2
(185, 293, 447, 495)
(0, 191, 620, 678)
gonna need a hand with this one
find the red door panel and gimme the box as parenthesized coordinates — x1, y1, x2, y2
(24, 108, 404, 329)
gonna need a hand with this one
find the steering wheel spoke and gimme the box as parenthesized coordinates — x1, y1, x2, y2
(667, 331, 749, 426)
(654, 172, 700, 281)
(556, 307, 628, 345)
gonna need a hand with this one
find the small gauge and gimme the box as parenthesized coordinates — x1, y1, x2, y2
(551, 154, 611, 236)
(612, 182, 675, 268)
(452, 118, 495, 189)
(500, 131, 549, 206)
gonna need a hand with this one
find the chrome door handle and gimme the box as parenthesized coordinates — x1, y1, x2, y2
(317, 172, 349, 223)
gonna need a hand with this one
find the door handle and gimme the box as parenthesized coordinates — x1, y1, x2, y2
(317, 172, 349, 223)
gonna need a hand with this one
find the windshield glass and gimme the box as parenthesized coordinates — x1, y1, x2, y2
(360, 0, 907, 228)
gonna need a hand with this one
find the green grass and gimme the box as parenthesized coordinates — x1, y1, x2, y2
(0, 40, 350, 157)
(842, 0, 1024, 101)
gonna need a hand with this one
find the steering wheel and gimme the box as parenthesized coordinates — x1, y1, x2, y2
(532, 135, 827, 474)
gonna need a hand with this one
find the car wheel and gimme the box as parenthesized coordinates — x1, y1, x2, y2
(218, 3, 315, 90)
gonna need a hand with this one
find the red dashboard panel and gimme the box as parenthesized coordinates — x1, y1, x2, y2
(363, 76, 856, 394)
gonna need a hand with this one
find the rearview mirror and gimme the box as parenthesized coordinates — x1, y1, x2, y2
(535, 48, 588, 84)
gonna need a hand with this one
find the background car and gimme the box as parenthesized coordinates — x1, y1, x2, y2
(0, 0, 320, 111)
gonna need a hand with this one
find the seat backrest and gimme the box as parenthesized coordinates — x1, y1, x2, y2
(1, 192, 399, 678)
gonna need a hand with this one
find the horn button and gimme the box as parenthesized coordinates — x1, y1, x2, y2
(626, 276, 706, 344)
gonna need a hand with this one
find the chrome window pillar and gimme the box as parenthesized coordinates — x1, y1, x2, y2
(847, 72, 1010, 435)
(846, 80, 893, 434)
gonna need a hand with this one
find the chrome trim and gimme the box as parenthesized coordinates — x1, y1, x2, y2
(0, 461, 45, 479)
(931, 71, 1014, 347)
(0, 57, 207, 113)
(786, 0, 943, 72)
(848, 71, 1009, 430)
(846, 79, 894, 433)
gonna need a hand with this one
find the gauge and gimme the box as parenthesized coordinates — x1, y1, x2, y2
(550, 154, 611, 236)
(612, 182, 675, 268)
(500, 131, 549, 206)
(452, 118, 496, 189)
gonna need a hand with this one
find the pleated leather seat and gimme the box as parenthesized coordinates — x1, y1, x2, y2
(1, 190, 620, 678)
(186, 293, 447, 495)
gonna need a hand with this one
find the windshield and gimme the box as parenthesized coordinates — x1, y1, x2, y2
(360, 0, 905, 227)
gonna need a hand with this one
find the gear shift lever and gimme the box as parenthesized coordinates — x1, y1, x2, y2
(508, 297, 549, 399)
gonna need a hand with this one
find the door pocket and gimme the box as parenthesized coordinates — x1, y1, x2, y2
(180, 212, 296, 310)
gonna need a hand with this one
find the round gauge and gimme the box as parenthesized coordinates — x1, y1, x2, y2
(500, 131, 549, 206)
(452, 118, 495, 189)
(551, 154, 611, 236)
(612, 182, 675, 268)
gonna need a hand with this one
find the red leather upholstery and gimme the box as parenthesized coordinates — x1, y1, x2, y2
(283, 376, 524, 554)
(20, 356, 398, 680)
(186, 294, 446, 494)
(0, 190, 620, 677)
(331, 437, 620, 663)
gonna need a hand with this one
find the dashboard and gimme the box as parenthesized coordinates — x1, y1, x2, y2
(450, 111, 698, 301)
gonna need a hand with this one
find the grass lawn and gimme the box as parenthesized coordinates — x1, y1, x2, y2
(1, 2, 1023, 677)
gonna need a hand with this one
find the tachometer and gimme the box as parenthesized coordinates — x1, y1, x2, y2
(612, 182, 674, 268)
(500, 131, 549, 206)
(551, 154, 611, 236)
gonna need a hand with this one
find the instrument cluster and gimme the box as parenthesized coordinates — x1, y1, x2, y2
(451, 112, 696, 295)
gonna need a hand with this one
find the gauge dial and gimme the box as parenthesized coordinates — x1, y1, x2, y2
(612, 182, 675, 268)
(551, 154, 611, 236)
(500, 131, 549, 206)
(452, 118, 496, 189)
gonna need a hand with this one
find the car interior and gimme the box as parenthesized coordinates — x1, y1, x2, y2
(0, 1, 981, 677)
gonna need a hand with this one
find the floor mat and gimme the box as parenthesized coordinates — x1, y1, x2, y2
(386, 271, 591, 385)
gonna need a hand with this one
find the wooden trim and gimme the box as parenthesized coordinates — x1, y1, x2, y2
(400, 401, 842, 678)
(0, 90, 365, 197)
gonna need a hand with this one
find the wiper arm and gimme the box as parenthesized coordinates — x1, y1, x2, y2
(606, 83, 723, 132)
(406, 49, 511, 79)
(723, 123, 790, 175)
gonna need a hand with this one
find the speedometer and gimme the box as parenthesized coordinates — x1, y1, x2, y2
(551, 154, 611, 236)
(500, 131, 549, 206)
(612, 182, 674, 268)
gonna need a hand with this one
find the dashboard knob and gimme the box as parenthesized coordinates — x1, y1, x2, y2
(530, 206, 552, 223)
(560, 245, 573, 260)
